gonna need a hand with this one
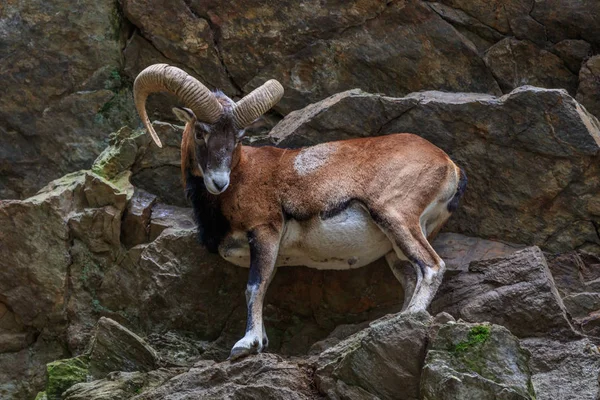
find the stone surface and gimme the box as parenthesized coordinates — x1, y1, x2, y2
(0, 0, 138, 200)
(521, 338, 600, 400)
(315, 311, 432, 400)
(64, 368, 185, 400)
(4, 0, 600, 200)
(433, 233, 524, 271)
(577, 56, 600, 120)
(136, 354, 316, 399)
(45, 356, 89, 400)
(431, 247, 575, 338)
(484, 38, 578, 95)
(88, 317, 159, 379)
(551, 40, 592, 73)
(421, 322, 535, 400)
(269, 87, 600, 253)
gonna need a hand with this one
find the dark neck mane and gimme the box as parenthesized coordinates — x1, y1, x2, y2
(185, 170, 230, 253)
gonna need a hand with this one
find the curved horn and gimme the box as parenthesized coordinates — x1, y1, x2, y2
(233, 80, 284, 129)
(133, 64, 223, 147)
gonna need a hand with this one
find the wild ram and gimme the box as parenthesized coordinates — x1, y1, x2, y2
(133, 64, 467, 360)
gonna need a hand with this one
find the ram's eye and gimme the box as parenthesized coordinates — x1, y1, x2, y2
(194, 131, 204, 143)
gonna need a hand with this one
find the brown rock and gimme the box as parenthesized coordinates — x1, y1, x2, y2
(577, 56, 600, 120)
(88, 318, 159, 379)
(0, 0, 137, 199)
(484, 38, 578, 95)
(123, 0, 501, 116)
(315, 311, 432, 400)
(433, 233, 524, 271)
(551, 39, 592, 73)
(121, 189, 157, 248)
(135, 354, 316, 399)
(431, 247, 575, 338)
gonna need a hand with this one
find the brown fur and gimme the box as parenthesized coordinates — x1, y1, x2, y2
(182, 131, 459, 239)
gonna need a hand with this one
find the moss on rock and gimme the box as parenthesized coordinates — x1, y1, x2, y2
(46, 356, 90, 400)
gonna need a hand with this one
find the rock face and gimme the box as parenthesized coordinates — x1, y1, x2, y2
(3, 0, 600, 199)
(431, 247, 574, 338)
(315, 311, 432, 400)
(421, 322, 535, 400)
(0, 0, 138, 200)
(137, 355, 317, 400)
(2, 155, 600, 398)
(522, 338, 600, 400)
(88, 317, 159, 379)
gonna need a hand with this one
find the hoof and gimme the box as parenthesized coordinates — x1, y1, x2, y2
(228, 335, 261, 361)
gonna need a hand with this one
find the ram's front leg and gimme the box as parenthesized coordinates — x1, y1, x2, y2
(229, 225, 281, 361)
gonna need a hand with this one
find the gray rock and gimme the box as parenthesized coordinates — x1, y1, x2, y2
(562, 293, 600, 319)
(135, 354, 315, 399)
(421, 322, 535, 400)
(484, 38, 577, 95)
(63, 368, 185, 400)
(551, 40, 592, 73)
(315, 311, 432, 400)
(433, 233, 525, 271)
(577, 56, 600, 120)
(0, 0, 137, 200)
(521, 338, 600, 400)
(431, 247, 575, 338)
(88, 318, 159, 379)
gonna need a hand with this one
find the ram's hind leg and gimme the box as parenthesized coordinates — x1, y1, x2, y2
(385, 252, 417, 312)
(376, 212, 446, 313)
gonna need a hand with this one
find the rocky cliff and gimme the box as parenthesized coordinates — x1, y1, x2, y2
(2, 0, 600, 200)
(2, 0, 600, 399)
(1, 86, 600, 399)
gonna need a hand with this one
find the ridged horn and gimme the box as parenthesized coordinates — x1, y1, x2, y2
(133, 64, 223, 147)
(233, 80, 284, 129)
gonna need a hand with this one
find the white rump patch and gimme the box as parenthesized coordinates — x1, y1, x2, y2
(293, 143, 337, 176)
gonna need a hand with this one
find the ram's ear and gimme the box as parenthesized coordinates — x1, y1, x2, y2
(172, 107, 196, 124)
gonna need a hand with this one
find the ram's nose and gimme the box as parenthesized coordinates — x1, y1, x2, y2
(205, 172, 230, 194)
(212, 177, 229, 192)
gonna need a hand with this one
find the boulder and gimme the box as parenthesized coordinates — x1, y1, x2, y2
(45, 356, 89, 400)
(63, 368, 185, 400)
(431, 247, 575, 338)
(521, 338, 600, 400)
(88, 318, 159, 379)
(134, 355, 315, 399)
(421, 322, 535, 400)
(315, 311, 432, 400)
(269, 87, 600, 253)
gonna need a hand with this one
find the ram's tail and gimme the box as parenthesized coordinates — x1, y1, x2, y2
(447, 167, 467, 213)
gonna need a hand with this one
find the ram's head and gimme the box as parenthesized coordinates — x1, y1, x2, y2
(133, 64, 283, 194)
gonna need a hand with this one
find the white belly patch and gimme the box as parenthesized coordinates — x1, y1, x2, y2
(220, 203, 393, 270)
